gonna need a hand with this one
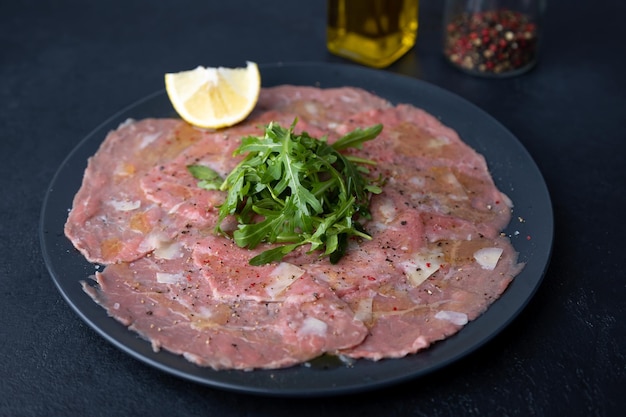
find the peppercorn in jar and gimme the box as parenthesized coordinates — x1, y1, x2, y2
(443, 0, 544, 77)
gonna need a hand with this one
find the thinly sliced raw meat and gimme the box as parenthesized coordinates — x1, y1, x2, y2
(67, 85, 524, 370)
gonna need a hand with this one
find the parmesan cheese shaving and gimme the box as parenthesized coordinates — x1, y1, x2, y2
(297, 317, 328, 337)
(427, 135, 451, 148)
(378, 199, 397, 223)
(266, 262, 305, 298)
(401, 251, 443, 286)
(139, 132, 161, 149)
(354, 297, 374, 323)
(156, 272, 184, 284)
(473, 247, 504, 270)
(153, 241, 183, 260)
(435, 310, 468, 326)
(138, 232, 169, 254)
(109, 199, 141, 211)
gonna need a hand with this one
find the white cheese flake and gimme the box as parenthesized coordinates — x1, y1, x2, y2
(297, 317, 328, 337)
(378, 199, 397, 223)
(354, 297, 374, 323)
(138, 232, 169, 254)
(473, 247, 504, 270)
(266, 262, 305, 298)
(156, 272, 184, 284)
(139, 132, 162, 149)
(400, 251, 443, 287)
(154, 241, 183, 260)
(304, 102, 319, 115)
(435, 310, 468, 326)
(109, 199, 141, 211)
(426, 135, 451, 148)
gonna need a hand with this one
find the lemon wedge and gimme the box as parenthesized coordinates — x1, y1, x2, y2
(164, 61, 261, 129)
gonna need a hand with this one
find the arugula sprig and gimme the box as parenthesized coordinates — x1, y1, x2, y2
(188, 119, 383, 265)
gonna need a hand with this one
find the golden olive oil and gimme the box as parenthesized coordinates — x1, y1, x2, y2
(327, 0, 419, 68)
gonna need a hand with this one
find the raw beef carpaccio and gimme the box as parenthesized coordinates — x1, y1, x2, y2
(65, 85, 524, 370)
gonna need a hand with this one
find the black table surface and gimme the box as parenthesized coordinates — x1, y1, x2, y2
(2, 0, 624, 416)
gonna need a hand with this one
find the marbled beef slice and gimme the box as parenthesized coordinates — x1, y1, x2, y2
(70, 86, 524, 370)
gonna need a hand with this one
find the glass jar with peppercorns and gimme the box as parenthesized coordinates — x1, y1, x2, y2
(443, 0, 545, 77)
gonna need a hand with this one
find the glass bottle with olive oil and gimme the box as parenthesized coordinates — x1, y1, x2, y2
(327, 0, 419, 68)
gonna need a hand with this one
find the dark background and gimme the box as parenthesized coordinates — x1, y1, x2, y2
(1, 0, 624, 416)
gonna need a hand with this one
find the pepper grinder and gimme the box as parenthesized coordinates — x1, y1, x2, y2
(443, 0, 545, 77)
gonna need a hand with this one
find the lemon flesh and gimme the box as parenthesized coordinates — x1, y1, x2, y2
(165, 61, 260, 129)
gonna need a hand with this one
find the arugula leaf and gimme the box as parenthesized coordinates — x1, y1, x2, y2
(331, 124, 382, 151)
(186, 165, 223, 190)
(189, 119, 383, 265)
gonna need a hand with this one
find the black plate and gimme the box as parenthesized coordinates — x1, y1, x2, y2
(40, 62, 553, 397)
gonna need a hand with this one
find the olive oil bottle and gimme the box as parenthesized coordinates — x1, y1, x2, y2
(327, 0, 419, 68)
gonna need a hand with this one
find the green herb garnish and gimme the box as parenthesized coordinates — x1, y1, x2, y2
(188, 119, 383, 265)
(186, 164, 223, 190)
